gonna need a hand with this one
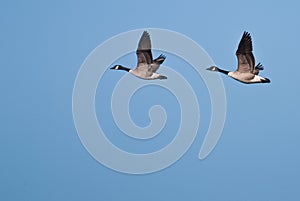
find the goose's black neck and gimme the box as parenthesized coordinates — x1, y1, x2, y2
(218, 68, 230, 75)
(118, 65, 131, 72)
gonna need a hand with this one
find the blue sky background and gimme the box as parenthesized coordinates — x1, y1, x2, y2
(1, 0, 300, 200)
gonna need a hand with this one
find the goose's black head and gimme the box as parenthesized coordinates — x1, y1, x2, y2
(110, 65, 130, 72)
(206, 66, 220, 72)
(110, 65, 121, 70)
(206, 66, 229, 75)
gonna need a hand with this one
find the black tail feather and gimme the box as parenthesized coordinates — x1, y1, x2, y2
(261, 77, 271, 83)
(158, 75, 167, 79)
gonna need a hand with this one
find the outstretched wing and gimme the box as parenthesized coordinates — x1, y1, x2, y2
(236, 31, 255, 73)
(136, 31, 153, 68)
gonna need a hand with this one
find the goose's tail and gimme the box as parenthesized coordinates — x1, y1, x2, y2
(261, 77, 271, 83)
(158, 74, 167, 79)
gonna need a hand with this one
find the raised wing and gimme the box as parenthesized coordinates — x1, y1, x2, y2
(136, 31, 153, 68)
(235, 31, 255, 73)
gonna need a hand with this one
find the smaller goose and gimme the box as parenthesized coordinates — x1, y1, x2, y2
(110, 31, 167, 80)
(207, 31, 270, 84)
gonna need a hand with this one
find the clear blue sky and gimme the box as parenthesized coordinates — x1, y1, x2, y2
(1, 0, 300, 200)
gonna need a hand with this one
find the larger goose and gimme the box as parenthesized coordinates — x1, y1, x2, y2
(110, 31, 167, 80)
(207, 31, 270, 84)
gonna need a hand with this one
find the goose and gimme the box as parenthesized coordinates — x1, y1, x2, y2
(206, 31, 270, 84)
(110, 31, 167, 80)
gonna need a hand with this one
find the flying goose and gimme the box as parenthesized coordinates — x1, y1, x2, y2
(110, 31, 167, 80)
(207, 31, 270, 84)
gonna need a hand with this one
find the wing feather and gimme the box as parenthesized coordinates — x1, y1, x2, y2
(236, 31, 255, 73)
(136, 31, 153, 68)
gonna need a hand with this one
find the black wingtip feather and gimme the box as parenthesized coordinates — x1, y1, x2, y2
(255, 62, 264, 70)
(158, 54, 166, 59)
(143, 30, 149, 35)
(154, 54, 166, 64)
(243, 31, 251, 38)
